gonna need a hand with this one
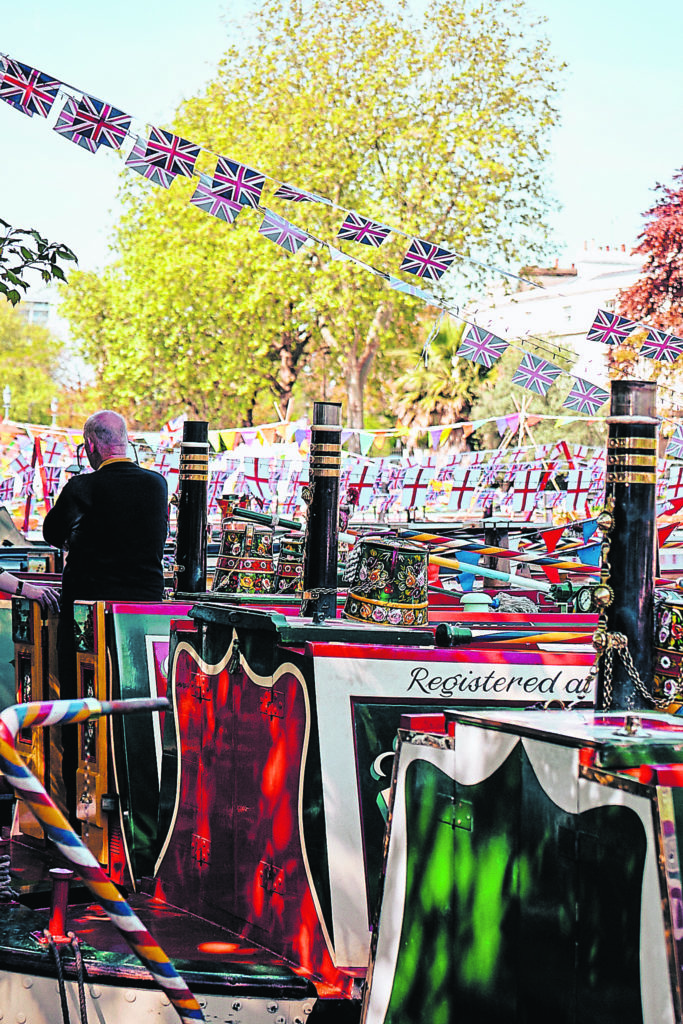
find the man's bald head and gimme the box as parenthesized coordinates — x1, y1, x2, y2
(83, 411, 129, 468)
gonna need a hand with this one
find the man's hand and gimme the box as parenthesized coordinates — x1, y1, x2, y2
(21, 581, 60, 613)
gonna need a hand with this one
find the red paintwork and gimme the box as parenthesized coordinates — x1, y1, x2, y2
(158, 646, 355, 997)
(304, 641, 595, 667)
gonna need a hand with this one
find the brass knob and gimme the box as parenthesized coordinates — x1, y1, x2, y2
(593, 584, 614, 609)
(597, 511, 614, 532)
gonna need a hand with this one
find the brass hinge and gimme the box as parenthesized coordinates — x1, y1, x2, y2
(260, 688, 284, 719)
(257, 860, 285, 894)
(192, 674, 211, 701)
(191, 833, 211, 865)
(440, 799, 472, 831)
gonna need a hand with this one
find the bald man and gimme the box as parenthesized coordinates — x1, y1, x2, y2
(44, 410, 168, 608)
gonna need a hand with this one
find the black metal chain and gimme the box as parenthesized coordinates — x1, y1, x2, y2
(68, 932, 89, 1024)
(47, 931, 71, 1024)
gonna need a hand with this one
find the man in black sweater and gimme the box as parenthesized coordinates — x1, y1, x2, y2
(43, 410, 168, 821)
(44, 410, 168, 608)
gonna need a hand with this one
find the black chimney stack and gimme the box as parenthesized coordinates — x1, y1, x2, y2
(174, 421, 209, 594)
(301, 402, 342, 622)
(596, 380, 658, 709)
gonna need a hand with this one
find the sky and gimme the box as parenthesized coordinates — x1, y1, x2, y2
(0, 0, 682, 276)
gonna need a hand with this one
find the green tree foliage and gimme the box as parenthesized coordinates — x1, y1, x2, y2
(0, 303, 64, 423)
(0, 219, 77, 305)
(62, 0, 563, 430)
(391, 317, 495, 448)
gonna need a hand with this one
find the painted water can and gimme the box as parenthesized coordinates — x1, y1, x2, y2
(273, 533, 304, 594)
(212, 519, 274, 594)
(343, 537, 428, 626)
(654, 598, 683, 702)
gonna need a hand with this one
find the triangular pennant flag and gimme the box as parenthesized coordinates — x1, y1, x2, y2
(577, 543, 601, 567)
(541, 564, 561, 585)
(582, 519, 598, 543)
(541, 526, 565, 554)
(659, 522, 679, 545)
(457, 572, 476, 592)
(358, 431, 374, 456)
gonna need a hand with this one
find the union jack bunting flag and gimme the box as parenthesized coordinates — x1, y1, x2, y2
(399, 238, 457, 282)
(586, 308, 638, 345)
(3, 95, 33, 116)
(144, 127, 199, 178)
(18, 468, 35, 499)
(54, 96, 97, 153)
(0, 59, 61, 118)
(0, 478, 14, 503)
(125, 137, 174, 188)
(562, 377, 609, 415)
(511, 353, 561, 396)
(208, 470, 229, 514)
(458, 324, 509, 369)
(259, 210, 308, 254)
(43, 465, 62, 496)
(639, 327, 683, 362)
(337, 213, 390, 248)
(191, 177, 242, 223)
(667, 427, 683, 461)
(212, 158, 265, 207)
(272, 183, 329, 204)
(71, 95, 131, 149)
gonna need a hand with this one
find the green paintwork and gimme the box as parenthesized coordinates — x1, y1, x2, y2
(382, 745, 647, 1024)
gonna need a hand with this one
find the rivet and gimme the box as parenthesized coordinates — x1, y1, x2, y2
(232, 1002, 242, 1011)
(21, 977, 33, 989)
(89, 986, 101, 999)
(267, 1004, 279, 1013)
(125, 990, 136, 1003)
(16, 1015, 26, 1024)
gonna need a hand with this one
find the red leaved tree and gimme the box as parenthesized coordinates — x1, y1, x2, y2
(618, 168, 683, 333)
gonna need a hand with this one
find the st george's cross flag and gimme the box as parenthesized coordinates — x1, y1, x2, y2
(53, 96, 98, 153)
(71, 94, 131, 149)
(190, 177, 242, 223)
(143, 127, 199, 178)
(399, 237, 457, 282)
(511, 353, 561, 396)
(272, 183, 330, 204)
(212, 157, 266, 208)
(562, 377, 609, 415)
(586, 308, 638, 345)
(639, 327, 683, 362)
(125, 137, 174, 188)
(0, 59, 61, 118)
(259, 210, 308, 254)
(337, 212, 390, 247)
(458, 324, 509, 368)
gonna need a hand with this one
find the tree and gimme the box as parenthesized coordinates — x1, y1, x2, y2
(63, 0, 563, 430)
(618, 169, 683, 334)
(0, 219, 77, 304)
(0, 303, 65, 423)
(390, 317, 495, 449)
